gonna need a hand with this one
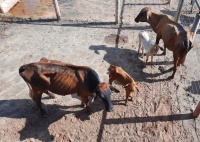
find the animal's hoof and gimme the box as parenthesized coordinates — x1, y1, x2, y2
(167, 75, 174, 80)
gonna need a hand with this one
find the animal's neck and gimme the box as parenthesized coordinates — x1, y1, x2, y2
(148, 12, 163, 32)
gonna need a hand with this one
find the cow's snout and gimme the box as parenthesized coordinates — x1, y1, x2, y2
(19, 66, 26, 74)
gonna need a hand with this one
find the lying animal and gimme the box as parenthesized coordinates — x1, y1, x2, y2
(138, 31, 160, 64)
(19, 59, 114, 114)
(135, 7, 194, 79)
(108, 65, 139, 105)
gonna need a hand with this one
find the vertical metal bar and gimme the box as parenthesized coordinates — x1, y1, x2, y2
(195, 0, 200, 10)
(190, 0, 195, 13)
(118, 0, 121, 24)
(191, 13, 200, 41)
(53, 0, 61, 21)
(193, 101, 200, 118)
(174, 0, 185, 22)
(115, 0, 118, 24)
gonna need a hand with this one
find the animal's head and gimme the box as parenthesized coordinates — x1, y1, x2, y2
(96, 82, 114, 112)
(135, 7, 151, 23)
(108, 64, 116, 73)
(19, 63, 53, 89)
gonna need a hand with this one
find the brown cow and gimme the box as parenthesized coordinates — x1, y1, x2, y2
(19, 60, 114, 115)
(135, 7, 194, 79)
(108, 65, 139, 105)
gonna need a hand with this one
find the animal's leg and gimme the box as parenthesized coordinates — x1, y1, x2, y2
(109, 76, 114, 85)
(45, 91, 55, 98)
(151, 54, 153, 64)
(138, 35, 141, 55)
(169, 55, 179, 79)
(142, 48, 144, 58)
(129, 92, 133, 101)
(77, 92, 86, 107)
(81, 96, 89, 108)
(156, 35, 166, 55)
(125, 89, 130, 106)
(178, 53, 187, 66)
(146, 54, 149, 63)
(156, 35, 161, 45)
(162, 47, 166, 55)
(81, 96, 93, 113)
(32, 90, 46, 115)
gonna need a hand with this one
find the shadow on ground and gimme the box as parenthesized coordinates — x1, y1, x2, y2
(89, 45, 172, 83)
(186, 80, 200, 94)
(0, 98, 105, 141)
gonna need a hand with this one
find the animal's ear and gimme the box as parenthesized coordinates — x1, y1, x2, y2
(39, 58, 49, 63)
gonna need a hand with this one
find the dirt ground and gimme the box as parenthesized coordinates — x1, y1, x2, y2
(0, 0, 200, 141)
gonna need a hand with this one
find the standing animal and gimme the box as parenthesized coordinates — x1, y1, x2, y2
(135, 7, 194, 79)
(19, 60, 114, 115)
(108, 65, 139, 106)
(138, 31, 161, 64)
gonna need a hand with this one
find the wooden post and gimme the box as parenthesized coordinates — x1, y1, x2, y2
(193, 101, 200, 118)
(115, 0, 118, 24)
(53, 0, 61, 21)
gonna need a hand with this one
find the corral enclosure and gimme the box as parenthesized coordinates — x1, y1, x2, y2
(0, 0, 200, 141)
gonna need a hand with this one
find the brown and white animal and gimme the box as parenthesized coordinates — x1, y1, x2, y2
(138, 31, 161, 64)
(135, 7, 194, 79)
(19, 59, 114, 115)
(108, 65, 139, 105)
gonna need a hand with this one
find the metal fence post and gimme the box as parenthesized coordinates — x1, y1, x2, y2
(191, 13, 200, 41)
(53, 0, 61, 21)
(174, 0, 185, 22)
(115, 0, 118, 24)
(193, 101, 200, 118)
(190, 0, 195, 13)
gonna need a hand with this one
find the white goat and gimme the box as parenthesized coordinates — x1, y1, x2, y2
(138, 31, 160, 64)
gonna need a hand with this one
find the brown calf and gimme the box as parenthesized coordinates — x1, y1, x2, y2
(19, 59, 114, 115)
(108, 65, 139, 105)
(135, 7, 194, 79)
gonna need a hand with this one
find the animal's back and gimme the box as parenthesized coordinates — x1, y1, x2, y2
(109, 65, 133, 85)
(36, 63, 99, 95)
(139, 31, 154, 52)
